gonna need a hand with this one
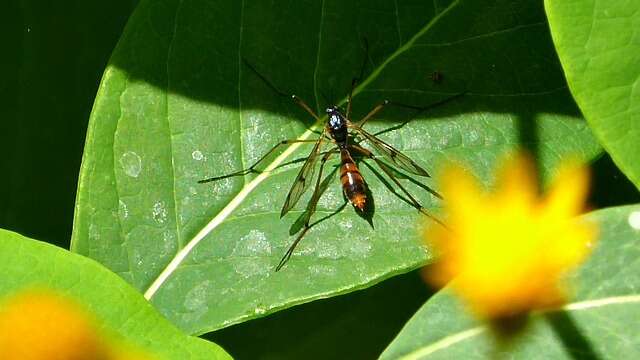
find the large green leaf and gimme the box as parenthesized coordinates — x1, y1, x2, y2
(208, 269, 433, 359)
(0, 229, 230, 359)
(545, 0, 640, 189)
(72, 0, 601, 334)
(380, 205, 640, 359)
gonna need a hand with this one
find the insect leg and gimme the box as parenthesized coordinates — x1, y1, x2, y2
(276, 225, 310, 272)
(292, 95, 321, 122)
(242, 59, 321, 122)
(356, 100, 390, 128)
(276, 150, 336, 271)
(346, 78, 357, 121)
(388, 92, 467, 112)
(349, 145, 448, 229)
(279, 148, 335, 168)
(198, 139, 317, 183)
(356, 92, 468, 130)
(370, 93, 468, 137)
(242, 58, 289, 97)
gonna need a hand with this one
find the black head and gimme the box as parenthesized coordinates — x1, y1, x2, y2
(326, 106, 346, 131)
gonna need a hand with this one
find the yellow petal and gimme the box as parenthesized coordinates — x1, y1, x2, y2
(0, 289, 156, 360)
(423, 152, 598, 320)
(494, 153, 538, 209)
(544, 161, 590, 218)
(0, 289, 108, 360)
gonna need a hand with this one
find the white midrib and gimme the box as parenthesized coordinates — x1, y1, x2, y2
(143, 0, 462, 299)
(394, 294, 640, 360)
(144, 130, 315, 299)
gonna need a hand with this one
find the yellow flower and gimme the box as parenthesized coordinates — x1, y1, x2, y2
(0, 289, 154, 360)
(424, 153, 597, 320)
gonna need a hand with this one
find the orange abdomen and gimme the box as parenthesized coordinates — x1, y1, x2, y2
(340, 149, 367, 211)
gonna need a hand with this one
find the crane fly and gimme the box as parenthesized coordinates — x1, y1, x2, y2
(199, 70, 463, 271)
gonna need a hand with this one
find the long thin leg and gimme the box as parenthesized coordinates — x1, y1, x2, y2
(373, 93, 468, 137)
(349, 144, 449, 229)
(276, 227, 309, 272)
(346, 78, 357, 121)
(292, 95, 321, 122)
(276, 150, 336, 271)
(356, 100, 389, 128)
(198, 139, 317, 183)
(243, 58, 288, 97)
(356, 92, 467, 130)
(386, 92, 467, 113)
(279, 148, 337, 168)
(242, 59, 321, 122)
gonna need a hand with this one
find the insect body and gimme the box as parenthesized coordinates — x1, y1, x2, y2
(327, 106, 367, 211)
(199, 67, 463, 271)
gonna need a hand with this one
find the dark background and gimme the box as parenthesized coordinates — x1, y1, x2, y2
(2, 2, 639, 359)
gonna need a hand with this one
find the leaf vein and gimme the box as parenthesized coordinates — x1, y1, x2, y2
(396, 294, 640, 360)
(313, 0, 326, 114)
(166, 0, 184, 251)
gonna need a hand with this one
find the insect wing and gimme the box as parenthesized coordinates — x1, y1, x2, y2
(354, 127, 430, 177)
(280, 135, 324, 217)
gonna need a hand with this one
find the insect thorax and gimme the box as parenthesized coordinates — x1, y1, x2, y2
(326, 107, 348, 146)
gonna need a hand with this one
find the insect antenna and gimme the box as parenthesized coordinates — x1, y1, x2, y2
(357, 37, 369, 82)
(242, 58, 289, 98)
(345, 37, 370, 120)
(320, 89, 333, 111)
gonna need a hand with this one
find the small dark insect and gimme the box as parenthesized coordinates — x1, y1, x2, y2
(200, 66, 463, 271)
(431, 70, 443, 84)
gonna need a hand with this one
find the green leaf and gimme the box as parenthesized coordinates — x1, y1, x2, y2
(72, 0, 601, 334)
(0, 229, 230, 360)
(545, 0, 640, 189)
(208, 269, 433, 359)
(380, 205, 640, 360)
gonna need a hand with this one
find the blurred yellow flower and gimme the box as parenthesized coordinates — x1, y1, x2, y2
(424, 153, 597, 320)
(0, 289, 154, 360)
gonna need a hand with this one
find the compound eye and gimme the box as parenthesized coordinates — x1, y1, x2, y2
(325, 106, 334, 114)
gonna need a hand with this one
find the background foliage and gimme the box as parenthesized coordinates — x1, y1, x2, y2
(0, 1, 137, 248)
(2, 1, 639, 359)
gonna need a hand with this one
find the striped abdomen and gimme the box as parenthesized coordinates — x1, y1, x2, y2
(340, 149, 367, 211)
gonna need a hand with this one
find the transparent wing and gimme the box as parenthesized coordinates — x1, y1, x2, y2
(280, 133, 325, 217)
(352, 126, 430, 177)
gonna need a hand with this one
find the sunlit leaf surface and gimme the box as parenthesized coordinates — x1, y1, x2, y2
(0, 229, 230, 359)
(546, 0, 640, 189)
(72, 0, 601, 334)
